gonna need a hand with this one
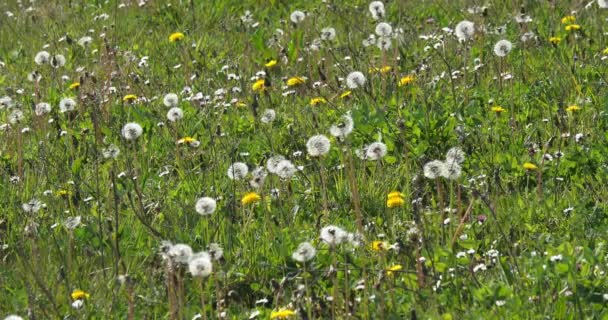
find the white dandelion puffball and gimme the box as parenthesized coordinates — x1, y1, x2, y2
(306, 134, 331, 157)
(59, 97, 76, 113)
(4, 316, 24, 320)
(261, 109, 276, 123)
(227, 162, 249, 180)
(455, 20, 475, 41)
(34, 51, 50, 65)
(266, 155, 286, 173)
(275, 160, 297, 179)
(8, 110, 24, 124)
(376, 37, 392, 50)
(329, 114, 354, 138)
(423, 160, 447, 179)
(22, 199, 43, 213)
(102, 144, 120, 159)
(375, 22, 393, 37)
(290, 10, 306, 24)
(321, 27, 336, 41)
(600, 0, 608, 8)
(168, 243, 193, 264)
(442, 161, 462, 180)
(50, 54, 66, 68)
(189, 252, 213, 277)
(446, 147, 465, 164)
(195, 197, 217, 215)
(365, 142, 387, 160)
(369, 1, 385, 20)
(320, 225, 347, 247)
(77, 36, 92, 47)
(35, 102, 52, 116)
(250, 166, 268, 188)
(208, 243, 224, 260)
(494, 39, 513, 57)
(292, 242, 317, 262)
(163, 93, 179, 107)
(167, 107, 184, 122)
(346, 71, 366, 89)
(121, 122, 143, 141)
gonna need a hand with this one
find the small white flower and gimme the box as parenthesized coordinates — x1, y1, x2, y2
(550, 254, 563, 262)
(121, 122, 143, 141)
(163, 93, 179, 107)
(72, 299, 84, 309)
(494, 39, 513, 57)
(292, 241, 316, 262)
(195, 197, 217, 215)
(306, 134, 331, 157)
(167, 107, 184, 122)
(346, 71, 366, 89)
(495, 300, 506, 307)
(227, 162, 248, 180)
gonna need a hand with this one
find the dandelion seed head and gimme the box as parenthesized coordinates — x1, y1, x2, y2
(168, 243, 193, 264)
(290, 10, 306, 24)
(34, 51, 50, 65)
(346, 71, 366, 89)
(188, 252, 212, 277)
(369, 1, 385, 20)
(227, 162, 249, 180)
(261, 109, 276, 124)
(195, 197, 217, 215)
(50, 54, 66, 68)
(292, 242, 316, 262)
(320, 225, 347, 246)
(266, 155, 286, 173)
(121, 122, 143, 141)
(166, 107, 184, 122)
(446, 147, 465, 164)
(35, 102, 51, 116)
(365, 142, 387, 160)
(102, 144, 120, 159)
(423, 160, 447, 179)
(275, 160, 297, 179)
(306, 134, 331, 157)
(455, 20, 475, 41)
(375, 22, 393, 37)
(163, 93, 179, 107)
(59, 97, 76, 113)
(494, 39, 513, 57)
(329, 114, 354, 138)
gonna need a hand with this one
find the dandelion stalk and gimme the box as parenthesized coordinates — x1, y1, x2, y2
(198, 277, 208, 320)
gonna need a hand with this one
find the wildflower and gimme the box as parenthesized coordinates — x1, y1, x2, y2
(310, 97, 327, 106)
(523, 162, 538, 170)
(163, 93, 179, 107)
(286, 76, 305, 86)
(35, 51, 50, 65)
(290, 10, 306, 24)
(329, 114, 354, 138)
(50, 54, 66, 68)
(491, 106, 506, 113)
(292, 242, 316, 263)
(455, 20, 475, 42)
(35, 102, 52, 116)
(188, 252, 213, 277)
(59, 97, 76, 113)
(565, 24, 581, 31)
(375, 22, 393, 37)
(365, 142, 387, 160)
(340, 91, 352, 99)
(306, 134, 331, 157)
(387, 196, 405, 208)
(369, 1, 385, 20)
(371, 240, 389, 251)
(398, 75, 415, 86)
(121, 122, 143, 141)
(320, 225, 347, 246)
(549, 37, 561, 45)
(561, 16, 576, 24)
(123, 94, 137, 103)
(168, 243, 193, 264)
(493, 40, 513, 57)
(566, 105, 581, 112)
(446, 147, 466, 165)
(264, 59, 278, 68)
(71, 289, 90, 300)
(252, 79, 266, 92)
(423, 160, 446, 179)
(169, 32, 185, 42)
(275, 160, 297, 179)
(386, 264, 403, 276)
(227, 162, 248, 180)
(167, 107, 184, 122)
(346, 71, 366, 89)
(321, 27, 336, 41)
(241, 192, 261, 205)
(195, 197, 217, 215)
(261, 109, 276, 124)
(270, 309, 297, 319)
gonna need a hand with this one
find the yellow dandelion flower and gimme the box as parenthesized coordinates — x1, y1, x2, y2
(252, 79, 266, 92)
(561, 16, 575, 24)
(265, 59, 278, 68)
(287, 76, 306, 86)
(169, 32, 185, 42)
(71, 289, 90, 300)
(310, 97, 327, 106)
(380, 66, 392, 74)
(566, 105, 581, 112)
(270, 309, 296, 319)
(235, 101, 247, 107)
(387, 191, 404, 200)
(491, 106, 506, 113)
(386, 264, 403, 276)
(371, 240, 389, 252)
(387, 197, 405, 208)
(241, 192, 261, 205)
(523, 162, 538, 170)
(177, 137, 195, 145)
(340, 91, 352, 99)
(603, 48, 608, 55)
(398, 75, 415, 87)
(565, 24, 581, 31)
(56, 190, 72, 197)
(123, 94, 137, 102)
(549, 37, 561, 45)
(69, 82, 80, 90)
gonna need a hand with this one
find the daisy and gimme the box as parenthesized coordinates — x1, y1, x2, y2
(306, 135, 331, 157)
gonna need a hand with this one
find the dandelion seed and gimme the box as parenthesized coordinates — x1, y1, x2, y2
(329, 114, 354, 138)
(195, 197, 217, 216)
(166, 107, 184, 122)
(34, 51, 50, 65)
(346, 71, 366, 89)
(227, 162, 248, 180)
(59, 97, 76, 113)
(306, 134, 331, 157)
(423, 160, 446, 179)
(8, 110, 24, 124)
(494, 39, 513, 57)
(290, 10, 306, 24)
(35, 102, 51, 116)
(266, 155, 286, 173)
(22, 199, 43, 213)
(446, 147, 466, 164)
(188, 252, 213, 277)
(376, 37, 392, 50)
(320, 225, 347, 247)
(208, 243, 224, 260)
(455, 20, 475, 41)
(292, 242, 316, 262)
(121, 122, 143, 141)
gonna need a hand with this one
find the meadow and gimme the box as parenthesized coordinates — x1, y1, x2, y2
(1, 0, 608, 319)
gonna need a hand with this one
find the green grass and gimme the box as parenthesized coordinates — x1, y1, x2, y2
(1, 0, 608, 319)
